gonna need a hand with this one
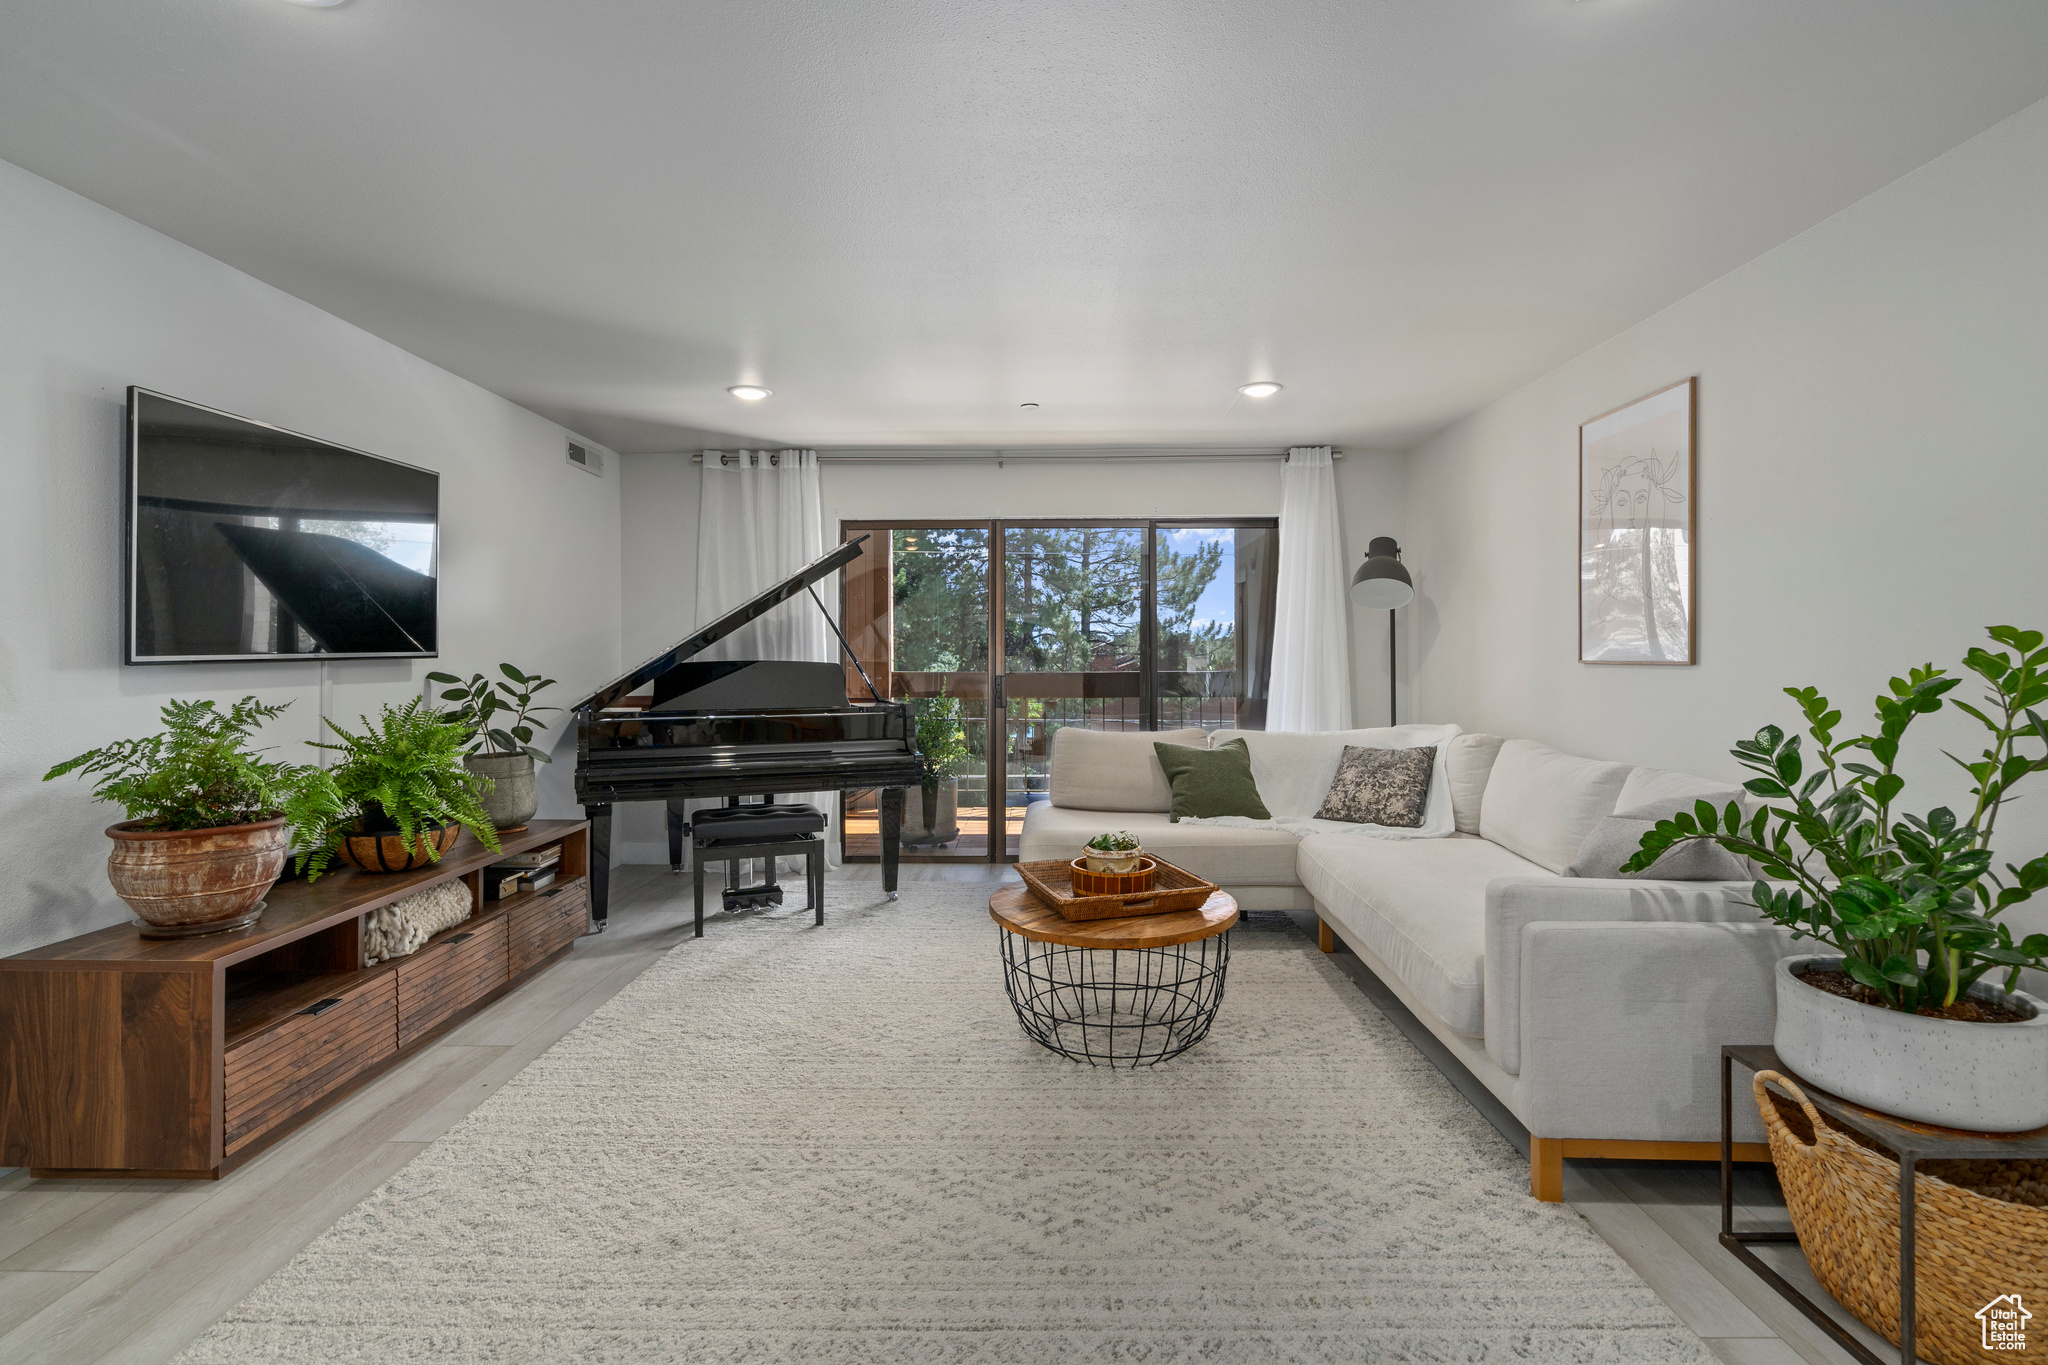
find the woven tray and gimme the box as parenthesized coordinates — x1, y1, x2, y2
(1015, 856, 1219, 922)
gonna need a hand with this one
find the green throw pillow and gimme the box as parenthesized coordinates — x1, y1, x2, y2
(1153, 738, 1272, 823)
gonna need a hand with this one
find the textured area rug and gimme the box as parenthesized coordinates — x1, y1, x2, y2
(177, 882, 1713, 1363)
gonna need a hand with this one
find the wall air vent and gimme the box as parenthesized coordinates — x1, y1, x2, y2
(566, 440, 605, 477)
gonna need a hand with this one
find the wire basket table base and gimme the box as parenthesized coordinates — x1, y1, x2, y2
(999, 929, 1231, 1067)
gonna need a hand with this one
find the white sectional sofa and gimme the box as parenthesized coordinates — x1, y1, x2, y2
(1019, 724, 1793, 1200)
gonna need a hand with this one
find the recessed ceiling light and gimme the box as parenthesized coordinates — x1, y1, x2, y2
(1238, 382, 1283, 399)
(727, 385, 772, 401)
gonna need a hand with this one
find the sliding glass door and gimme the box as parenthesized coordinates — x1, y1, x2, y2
(841, 517, 1277, 862)
(840, 525, 998, 860)
(1155, 525, 1278, 732)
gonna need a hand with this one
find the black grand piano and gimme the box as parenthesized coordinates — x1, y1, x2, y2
(572, 536, 921, 927)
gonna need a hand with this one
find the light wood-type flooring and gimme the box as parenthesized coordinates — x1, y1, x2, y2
(0, 862, 1901, 1365)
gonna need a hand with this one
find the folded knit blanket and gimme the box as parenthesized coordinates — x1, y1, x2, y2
(364, 880, 474, 965)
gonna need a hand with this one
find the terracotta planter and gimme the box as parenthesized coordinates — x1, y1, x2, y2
(335, 820, 462, 874)
(466, 752, 538, 832)
(106, 816, 288, 938)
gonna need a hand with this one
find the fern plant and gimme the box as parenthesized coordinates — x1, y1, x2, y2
(285, 700, 499, 880)
(43, 697, 300, 830)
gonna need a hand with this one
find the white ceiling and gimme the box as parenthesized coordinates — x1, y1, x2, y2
(3, 1, 2046, 455)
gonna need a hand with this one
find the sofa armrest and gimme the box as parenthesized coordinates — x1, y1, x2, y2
(1483, 876, 1764, 1075)
(1518, 920, 1790, 1144)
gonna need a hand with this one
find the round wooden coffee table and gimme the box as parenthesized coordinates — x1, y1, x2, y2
(989, 883, 1238, 1068)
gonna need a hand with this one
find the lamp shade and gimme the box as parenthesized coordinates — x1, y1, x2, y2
(1351, 535, 1414, 611)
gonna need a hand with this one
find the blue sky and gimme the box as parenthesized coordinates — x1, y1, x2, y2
(1161, 528, 1235, 634)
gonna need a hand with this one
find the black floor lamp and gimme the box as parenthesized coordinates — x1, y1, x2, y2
(1350, 536, 1414, 726)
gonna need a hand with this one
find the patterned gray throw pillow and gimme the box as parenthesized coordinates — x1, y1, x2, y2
(1315, 745, 1436, 828)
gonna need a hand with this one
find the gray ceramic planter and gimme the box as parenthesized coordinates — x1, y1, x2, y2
(465, 752, 539, 832)
(902, 779, 959, 846)
(1773, 953, 2048, 1131)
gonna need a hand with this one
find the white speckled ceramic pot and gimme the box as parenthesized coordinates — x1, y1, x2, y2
(1082, 844, 1145, 875)
(1773, 954, 2048, 1132)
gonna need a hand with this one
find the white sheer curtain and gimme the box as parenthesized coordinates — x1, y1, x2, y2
(695, 450, 828, 662)
(1268, 446, 1353, 731)
(694, 449, 837, 865)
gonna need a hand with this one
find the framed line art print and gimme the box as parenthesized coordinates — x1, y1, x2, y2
(1579, 377, 1696, 665)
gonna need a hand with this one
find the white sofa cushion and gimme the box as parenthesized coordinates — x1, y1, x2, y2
(1614, 765, 1742, 815)
(1443, 732, 1506, 834)
(1297, 832, 1550, 1036)
(1479, 740, 1633, 875)
(1207, 725, 1459, 836)
(1017, 803, 1302, 886)
(1048, 726, 1207, 812)
(1612, 765, 1769, 877)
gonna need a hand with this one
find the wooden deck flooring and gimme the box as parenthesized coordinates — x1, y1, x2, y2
(842, 803, 1023, 860)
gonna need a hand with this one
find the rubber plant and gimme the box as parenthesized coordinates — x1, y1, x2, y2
(284, 699, 500, 880)
(1623, 624, 2048, 1013)
(425, 663, 560, 762)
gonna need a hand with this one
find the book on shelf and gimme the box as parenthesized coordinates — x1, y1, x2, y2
(495, 846, 562, 870)
(527, 869, 557, 893)
(483, 865, 528, 900)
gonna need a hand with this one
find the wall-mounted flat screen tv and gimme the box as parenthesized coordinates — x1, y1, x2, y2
(126, 387, 439, 663)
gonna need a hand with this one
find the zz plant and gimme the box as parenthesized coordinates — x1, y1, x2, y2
(284, 699, 500, 880)
(1624, 624, 2048, 1013)
(426, 663, 560, 763)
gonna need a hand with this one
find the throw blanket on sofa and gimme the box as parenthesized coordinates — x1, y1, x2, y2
(1181, 722, 1462, 840)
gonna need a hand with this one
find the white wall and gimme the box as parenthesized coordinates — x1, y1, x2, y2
(0, 159, 624, 956)
(1404, 98, 2048, 933)
(615, 450, 1408, 861)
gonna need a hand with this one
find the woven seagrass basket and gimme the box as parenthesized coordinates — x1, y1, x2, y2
(1754, 1070, 2048, 1365)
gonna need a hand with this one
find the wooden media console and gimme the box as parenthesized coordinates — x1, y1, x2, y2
(0, 819, 589, 1178)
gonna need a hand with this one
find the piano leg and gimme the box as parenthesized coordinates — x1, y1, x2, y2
(880, 786, 903, 900)
(808, 836, 825, 925)
(584, 803, 613, 931)
(692, 844, 705, 938)
(665, 799, 688, 873)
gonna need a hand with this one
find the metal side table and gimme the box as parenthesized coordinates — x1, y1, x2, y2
(1722, 1044, 2048, 1365)
(990, 883, 1237, 1068)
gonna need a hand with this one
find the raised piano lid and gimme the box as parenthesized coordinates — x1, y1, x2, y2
(573, 535, 869, 714)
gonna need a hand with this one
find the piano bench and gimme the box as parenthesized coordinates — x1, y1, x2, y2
(689, 803, 828, 842)
(688, 804, 828, 939)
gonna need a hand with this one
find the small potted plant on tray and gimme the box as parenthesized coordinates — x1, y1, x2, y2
(285, 699, 500, 880)
(906, 688, 971, 846)
(427, 663, 559, 832)
(1625, 624, 2048, 1131)
(43, 697, 305, 937)
(1083, 830, 1146, 875)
